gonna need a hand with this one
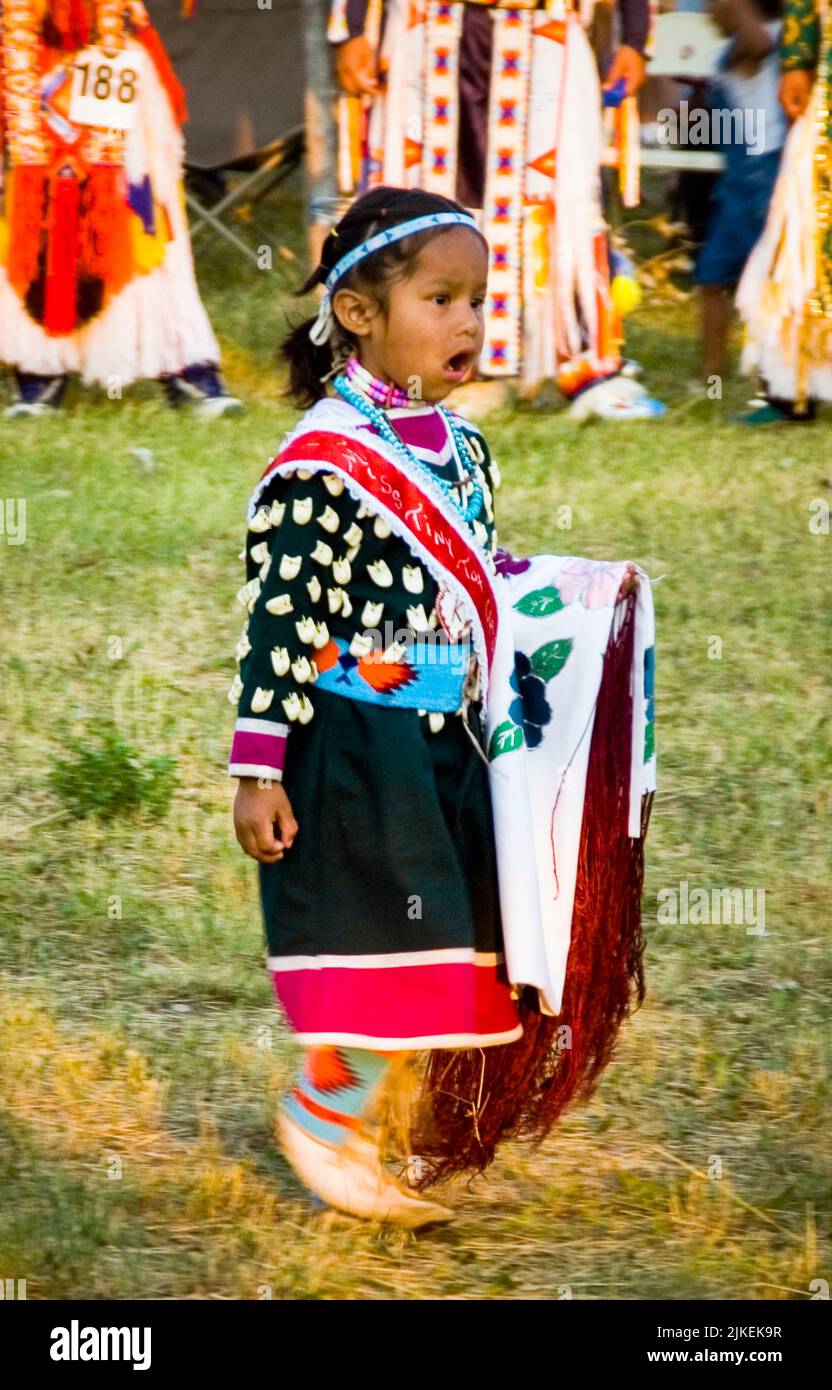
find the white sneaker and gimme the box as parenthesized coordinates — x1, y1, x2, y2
(192, 394, 243, 418)
(3, 400, 63, 420)
(276, 1112, 453, 1228)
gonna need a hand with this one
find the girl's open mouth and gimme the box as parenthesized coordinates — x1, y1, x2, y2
(442, 351, 474, 382)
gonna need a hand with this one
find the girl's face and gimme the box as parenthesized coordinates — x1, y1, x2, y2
(341, 227, 488, 403)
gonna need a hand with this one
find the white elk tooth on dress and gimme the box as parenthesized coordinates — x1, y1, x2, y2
(281, 550, 304, 578)
(248, 506, 272, 533)
(326, 587, 343, 614)
(367, 559, 393, 587)
(227, 673, 243, 704)
(295, 616, 317, 644)
(251, 687, 274, 713)
(429, 712, 445, 733)
(406, 603, 429, 633)
(361, 600, 384, 628)
(291, 655, 315, 684)
(279, 554, 302, 581)
(297, 694, 315, 724)
(249, 541, 269, 565)
(402, 564, 424, 594)
(349, 632, 375, 658)
(269, 500, 286, 527)
(292, 497, 314, 525)
(282, 691, 302, 721)
(265, 593, 293, 615)
(311, 539, 334, 566)
(317, 505, 340, 533)
(332, 556, 352, 585)
(373, 516, 392, 539)
(343, 522, 363, 548)
(312, 621, 330, 649)
(307, 575, 322, 603)
(323, 473, 345, 497)
(270, 646, 291, 677)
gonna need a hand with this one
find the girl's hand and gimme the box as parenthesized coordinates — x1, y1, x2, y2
(234, 777, 298, 864)
(336, 37, 378, 96)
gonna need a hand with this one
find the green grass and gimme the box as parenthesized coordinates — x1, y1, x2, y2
(0, 189, 830, 1299)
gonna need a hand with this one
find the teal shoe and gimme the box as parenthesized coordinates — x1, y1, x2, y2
(731, 396, 816, 425)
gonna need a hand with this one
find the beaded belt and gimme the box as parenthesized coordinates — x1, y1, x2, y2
(313, 637, 471, 713)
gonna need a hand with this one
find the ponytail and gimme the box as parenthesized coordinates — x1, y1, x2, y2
(280, 315, 345, 409)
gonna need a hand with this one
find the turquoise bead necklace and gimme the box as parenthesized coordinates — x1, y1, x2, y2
(333, 371, 485, 524)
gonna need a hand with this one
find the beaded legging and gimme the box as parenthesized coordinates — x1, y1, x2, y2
(283, 1046, 393, 1147)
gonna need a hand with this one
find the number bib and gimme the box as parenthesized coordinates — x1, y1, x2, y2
(70, 47, 143, 131)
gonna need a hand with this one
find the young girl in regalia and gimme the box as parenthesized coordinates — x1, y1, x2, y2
(0, 0, 240, 416)
(228, 186, 656, 1226)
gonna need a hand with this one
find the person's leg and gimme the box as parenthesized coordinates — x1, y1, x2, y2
(277, 1045, 453, 1225)
(3, 371, 67, 418)
(283, 1046, 391, 1148)
(700, 284, 732, 383)
(159, 362, 242, 415)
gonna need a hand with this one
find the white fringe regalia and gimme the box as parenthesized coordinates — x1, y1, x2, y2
(737, 76, 832, 402)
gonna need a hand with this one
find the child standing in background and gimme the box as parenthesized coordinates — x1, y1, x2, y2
(696, 0, 786, 385)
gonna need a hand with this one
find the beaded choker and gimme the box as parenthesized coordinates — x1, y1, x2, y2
(344, 358, 416, 410)
(333, 370, 486, 525)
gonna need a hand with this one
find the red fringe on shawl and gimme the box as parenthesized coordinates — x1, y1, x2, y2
(7, 166, 47, 296)
(44, 171, 81, 334)
(133, 23, 188, 127)
(413, 594, 651, 1187)
(78, 165, 134, 300)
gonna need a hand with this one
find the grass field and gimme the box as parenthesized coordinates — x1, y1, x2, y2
(1, 192, 830, 1300)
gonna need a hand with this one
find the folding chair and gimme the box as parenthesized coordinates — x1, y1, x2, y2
(148, 0, 306, 263)
(184, 130, 304, 264)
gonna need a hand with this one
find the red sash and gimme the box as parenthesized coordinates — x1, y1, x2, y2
(259, 428, 499, 679)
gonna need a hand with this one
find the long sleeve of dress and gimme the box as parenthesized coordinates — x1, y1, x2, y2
(781, 0, 820, 70)
(228, 469, 364, 781)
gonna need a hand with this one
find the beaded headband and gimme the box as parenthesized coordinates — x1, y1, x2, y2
(308, 211, 480, 347)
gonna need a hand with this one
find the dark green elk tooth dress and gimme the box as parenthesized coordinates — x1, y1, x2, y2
(228, 400, 522, 1050)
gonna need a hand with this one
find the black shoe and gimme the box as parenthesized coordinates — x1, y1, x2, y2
(161, 362, 242, 416)
(4, 372, 66, 418)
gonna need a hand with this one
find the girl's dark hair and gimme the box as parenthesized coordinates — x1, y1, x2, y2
(282, 186, 481, 408)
